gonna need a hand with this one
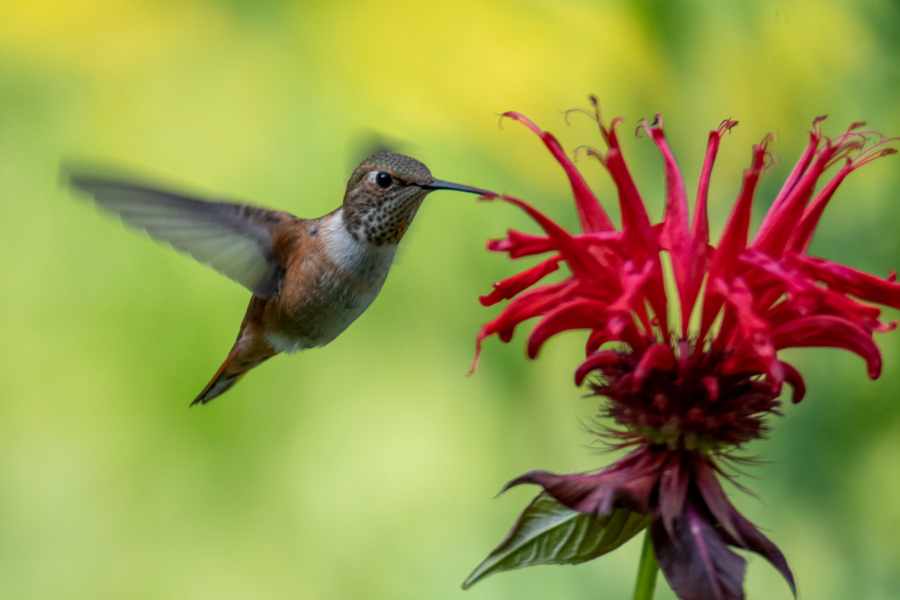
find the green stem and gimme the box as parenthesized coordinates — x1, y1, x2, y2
(632, 528, 658, 600)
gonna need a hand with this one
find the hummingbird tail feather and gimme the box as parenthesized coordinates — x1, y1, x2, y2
(191, 342, 274, 406)
(191, 373, 247, 406)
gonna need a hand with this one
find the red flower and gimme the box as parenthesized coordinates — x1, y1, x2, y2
(474, 99, 898, 600)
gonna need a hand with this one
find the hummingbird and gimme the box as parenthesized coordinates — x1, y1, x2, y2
(68, 152, 493, 406)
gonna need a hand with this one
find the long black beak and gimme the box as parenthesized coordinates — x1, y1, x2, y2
(422, 179, 495, 196)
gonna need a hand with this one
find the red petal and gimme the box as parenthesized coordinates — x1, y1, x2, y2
(756, 120, 824, 237)
(686, 122, 735, 335)
(644, 118, 696, 337)
(487, 229, 555, 258)
(586, 328, 617, 354)
(479, 256, 560, 306)
(781, 361, 806, 403)
(787, 162, 853, 254)
(752, 132, 841, 258)
(699, 143, 767, 344)
(470, 281, 572, 373)
(574, 350, 620, 386)
(740, 251, 887, 334)
(502, 111, 614, 232)
(526, 298, 610, 359)
(695, 121, 737, 255)
(786, 253, 900, 310)
(526, 255, 658, 359)
(715, 277, 772, 353)
(493, 194, 614, 295)
(603, 125, 670, 338)
(771, 315, 883, 379)
(631, 343, 675, 393)
(604, 145, 660, 257)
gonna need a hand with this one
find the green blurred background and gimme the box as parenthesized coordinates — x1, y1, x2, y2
(2, 0, 899, 598)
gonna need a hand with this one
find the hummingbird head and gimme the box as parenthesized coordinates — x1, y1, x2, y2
(342, 152, 491, 245)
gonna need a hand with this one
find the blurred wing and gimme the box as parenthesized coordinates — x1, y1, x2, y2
(68, 173, 291, 299)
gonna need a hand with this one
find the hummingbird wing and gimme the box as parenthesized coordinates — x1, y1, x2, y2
(67, 172, 292, 299)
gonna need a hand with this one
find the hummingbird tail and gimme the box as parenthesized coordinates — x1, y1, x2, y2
(191, 342, 274, 406)
(191, 370, 247, 406)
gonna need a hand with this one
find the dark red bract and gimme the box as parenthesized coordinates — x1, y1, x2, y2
(475, 99, 899, 600)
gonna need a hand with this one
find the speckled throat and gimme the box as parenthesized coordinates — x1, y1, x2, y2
(349, 185, 429, 245)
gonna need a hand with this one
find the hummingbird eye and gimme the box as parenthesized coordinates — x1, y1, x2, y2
(375, 171, 393, 189)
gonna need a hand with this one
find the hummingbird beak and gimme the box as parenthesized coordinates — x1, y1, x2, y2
(421, 179, 495, 196)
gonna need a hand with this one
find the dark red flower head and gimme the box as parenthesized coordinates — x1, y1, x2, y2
(474, 99, 898, 600)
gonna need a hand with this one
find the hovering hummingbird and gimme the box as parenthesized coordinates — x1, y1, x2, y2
(68, 152, 493, 405)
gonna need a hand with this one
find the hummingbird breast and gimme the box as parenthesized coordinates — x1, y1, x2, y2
(264, 209, 398, 353)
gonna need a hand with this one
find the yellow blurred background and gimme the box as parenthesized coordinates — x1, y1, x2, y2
(1, 0, 899, 598)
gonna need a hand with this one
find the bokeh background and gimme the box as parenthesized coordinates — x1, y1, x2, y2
(2, 0, 899, 598)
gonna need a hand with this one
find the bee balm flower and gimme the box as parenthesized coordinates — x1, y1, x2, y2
(473, 100, 898, 600)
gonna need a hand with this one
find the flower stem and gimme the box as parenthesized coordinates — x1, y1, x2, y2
(632, 528, 658, 600)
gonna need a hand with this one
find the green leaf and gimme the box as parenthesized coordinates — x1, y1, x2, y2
(462, 491, 649, 589)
